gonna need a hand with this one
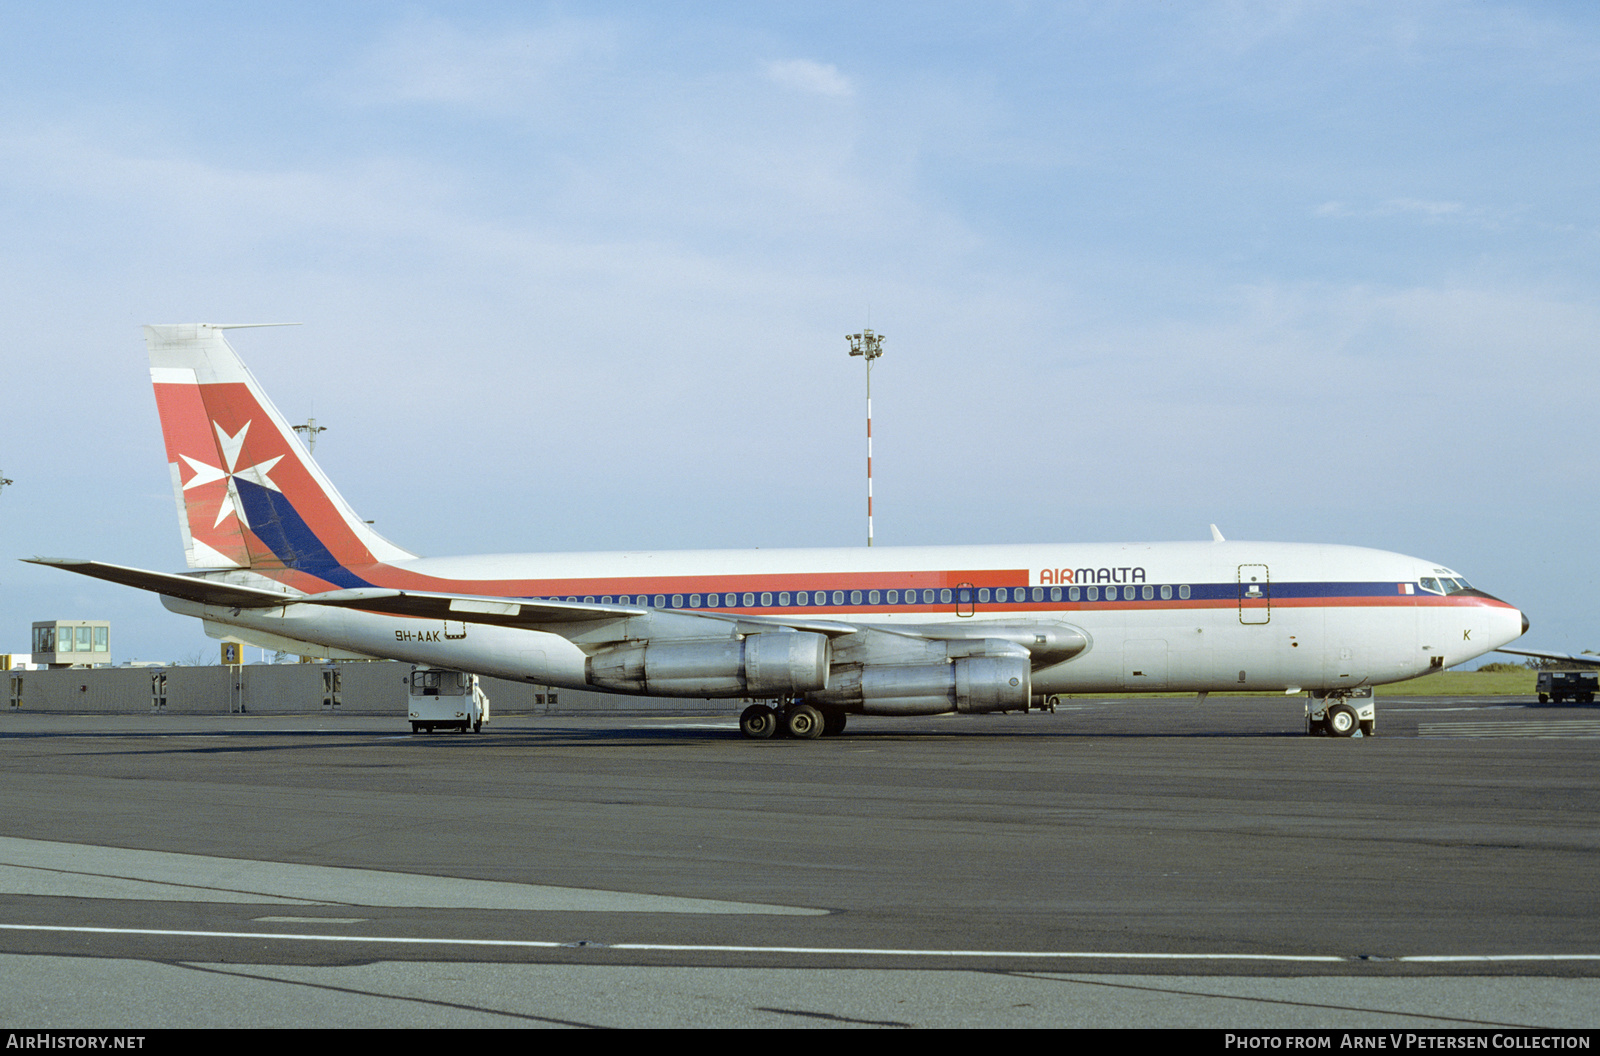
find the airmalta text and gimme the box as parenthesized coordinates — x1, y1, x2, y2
(1038, 567, 1147, 586)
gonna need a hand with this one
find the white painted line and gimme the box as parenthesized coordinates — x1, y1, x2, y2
(1399, 954, 1600, 962)
(0, 923, 1340, 960)
(6, 923, 1599, 963)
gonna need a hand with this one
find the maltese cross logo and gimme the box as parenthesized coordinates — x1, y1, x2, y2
(180, 420, 284, 528)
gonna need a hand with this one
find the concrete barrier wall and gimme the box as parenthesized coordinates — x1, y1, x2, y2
(4, 663, 728, 717)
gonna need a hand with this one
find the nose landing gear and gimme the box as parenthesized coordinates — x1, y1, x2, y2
(1306, 688, 1376, 737)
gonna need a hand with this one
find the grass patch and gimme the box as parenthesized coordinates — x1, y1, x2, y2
(1371, 670, 1535, 696)
(1050, 669, 1537, 699)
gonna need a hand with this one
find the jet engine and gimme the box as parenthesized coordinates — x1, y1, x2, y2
(587, 632, 831, 697)
(812, 653, 1032, 715)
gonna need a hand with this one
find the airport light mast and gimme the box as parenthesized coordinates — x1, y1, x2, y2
(293, 418, 326, 455)
(846, 328, 885, 546)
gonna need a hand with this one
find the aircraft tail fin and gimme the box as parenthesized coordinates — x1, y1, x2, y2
(144, 324, 415, 585)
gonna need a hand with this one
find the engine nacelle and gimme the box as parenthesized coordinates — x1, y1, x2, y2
(815, 654, 1032, 715)
(587, 632, 831, 697)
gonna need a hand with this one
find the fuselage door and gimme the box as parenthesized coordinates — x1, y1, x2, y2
(1238, 564, 1270, 625)
(956, 582, 975, 618)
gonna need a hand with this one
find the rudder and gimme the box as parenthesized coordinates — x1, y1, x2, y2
(145, 324, 414, 583)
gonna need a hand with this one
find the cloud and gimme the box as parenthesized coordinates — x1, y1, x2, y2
(1314, 197, 1476, 222)
(343, 15, 618, 110)
(765, 59, 854, 98)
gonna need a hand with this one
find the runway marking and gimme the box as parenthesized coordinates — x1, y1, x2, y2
(1417, 721, 1600, 738)
(0, 837, 823, 916)
(253, 916, 370, 924)
(0, 923, 1339, 959)
(5, 923, 1600, 965)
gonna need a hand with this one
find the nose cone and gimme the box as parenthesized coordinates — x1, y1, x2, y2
(1522, 611, 1531, 636)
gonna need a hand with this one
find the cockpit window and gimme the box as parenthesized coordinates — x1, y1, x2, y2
(1421, 575, 1475, 595)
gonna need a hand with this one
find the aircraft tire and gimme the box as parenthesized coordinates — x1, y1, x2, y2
(1359, 720, 1375, 737)
(1326, 704, 1359, 737)
(474, 717, 482, 733)
(822, 708, 847, 736)
(410, 722, 420, 734)
(785, 704, 825, 740)
(1539, 694, 1549, 703)
(740, 704, 778, 739)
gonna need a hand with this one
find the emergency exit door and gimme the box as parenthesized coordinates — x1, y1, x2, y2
(1238, 564, 1270, 624)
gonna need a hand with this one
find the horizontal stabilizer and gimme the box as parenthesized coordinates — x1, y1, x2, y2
(24, 558, 296, 609)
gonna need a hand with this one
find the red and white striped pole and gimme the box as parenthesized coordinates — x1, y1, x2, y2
(847, 329, 885, 546)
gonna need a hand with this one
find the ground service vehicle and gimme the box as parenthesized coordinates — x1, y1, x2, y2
(1536, 670, 1598, 704)
(408, 666, 490, 733)
(29, 324, 1531, 739)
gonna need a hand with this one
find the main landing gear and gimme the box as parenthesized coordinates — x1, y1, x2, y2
(739, 702, 849, 740)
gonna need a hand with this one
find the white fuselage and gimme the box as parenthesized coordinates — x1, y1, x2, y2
(170, 539, 1526, 698)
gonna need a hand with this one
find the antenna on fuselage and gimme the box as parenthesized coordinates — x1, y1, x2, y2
(1210, 524, 1226, 542)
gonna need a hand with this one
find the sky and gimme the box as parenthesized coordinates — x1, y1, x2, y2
(0, 1, 1596, 664)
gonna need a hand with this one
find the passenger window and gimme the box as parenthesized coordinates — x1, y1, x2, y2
(869, 590, 880, 604)
(887, 590, 899, 604)
(1032, 587, 1044, 602)
(743, 593, 755, 607)
(1050, 586, 1062, 602)
(1068, 586, 1080, 601)
(760, 592, 772, 606)
(1160, 585, 1172, 600)
(833, 591, 845, 605)
(1179, 584, 1191, 600)
(653, 595, 665, 607)
(1087, 586, 1099, 601)
(940, 588, 952, 604)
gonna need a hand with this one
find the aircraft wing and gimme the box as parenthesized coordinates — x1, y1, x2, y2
(1497, 647, 1600, 668)
(23, 558, 297, 609)
(26, 559, 867, 637)
(299, 588, 651, 626)
(299, 588, 864, 636)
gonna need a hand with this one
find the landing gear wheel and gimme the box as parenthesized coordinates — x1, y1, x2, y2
(473, 717, 482, 733)
(740, 704, 778, 739)
(785, 703, 825, 740)
(1326, 703, 1359, 738)
(410, 722, 420, 734)
(822, 708, 848, 736)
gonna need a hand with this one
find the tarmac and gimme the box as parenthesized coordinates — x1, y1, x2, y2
(0, 694, 1595, 1028)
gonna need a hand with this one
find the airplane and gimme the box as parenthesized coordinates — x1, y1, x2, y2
(30, 323, 1530, 739)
